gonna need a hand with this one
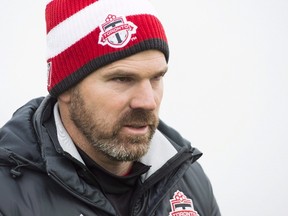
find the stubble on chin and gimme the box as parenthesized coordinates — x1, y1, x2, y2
(90, 111, 159, 162)
(69, 88, 159, 161)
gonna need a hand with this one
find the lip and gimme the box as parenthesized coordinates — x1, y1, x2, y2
(121, 125, 149, 135)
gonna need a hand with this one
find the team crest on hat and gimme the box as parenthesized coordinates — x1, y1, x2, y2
(98, 14, 137, 48)
(169, 190, 200, 216)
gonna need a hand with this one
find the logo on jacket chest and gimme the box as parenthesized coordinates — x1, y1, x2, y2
(169, 190, 200, 216)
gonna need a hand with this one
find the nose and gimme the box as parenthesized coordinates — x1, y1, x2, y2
(130, 80, 158, 110)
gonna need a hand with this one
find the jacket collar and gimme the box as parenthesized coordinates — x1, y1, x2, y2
(52, 101, 178, 181)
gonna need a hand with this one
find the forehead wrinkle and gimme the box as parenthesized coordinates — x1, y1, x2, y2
(96, 51, 168, 78)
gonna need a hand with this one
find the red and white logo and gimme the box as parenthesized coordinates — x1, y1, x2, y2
(169, 190, 200, 216)
(98, 14, 137, 48)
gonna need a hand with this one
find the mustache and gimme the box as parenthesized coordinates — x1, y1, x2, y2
(112, 109, 158, 133)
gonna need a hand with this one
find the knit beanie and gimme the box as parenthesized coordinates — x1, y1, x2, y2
(46, 0, 169, 97)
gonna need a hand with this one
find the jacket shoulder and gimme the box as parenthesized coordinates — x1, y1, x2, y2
(0, 97, 46, 164)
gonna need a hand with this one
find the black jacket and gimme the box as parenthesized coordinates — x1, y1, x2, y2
(0, 96, 221, 216)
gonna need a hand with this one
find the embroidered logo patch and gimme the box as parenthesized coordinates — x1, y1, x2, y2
(98, 14, 137, 48)
(169, 190, 200, 216)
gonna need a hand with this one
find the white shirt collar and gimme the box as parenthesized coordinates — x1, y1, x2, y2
(53, 103, 85, 164)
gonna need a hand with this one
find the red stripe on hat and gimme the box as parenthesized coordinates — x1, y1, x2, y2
(46, 0, 97, 33)
(48, 14, 168, 93)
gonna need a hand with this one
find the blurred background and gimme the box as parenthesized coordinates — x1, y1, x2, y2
(1, 1, 288, 215)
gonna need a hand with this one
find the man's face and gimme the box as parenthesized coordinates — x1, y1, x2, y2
(67, 50, 167, 161)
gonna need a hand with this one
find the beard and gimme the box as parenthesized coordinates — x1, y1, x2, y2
(69, 88, 159, 162)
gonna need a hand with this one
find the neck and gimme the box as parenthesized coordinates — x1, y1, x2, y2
(77, 141, 133, 176)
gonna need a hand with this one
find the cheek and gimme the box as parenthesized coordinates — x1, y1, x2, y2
(78, 79, 130, 121)
(90, 93, 130, 121)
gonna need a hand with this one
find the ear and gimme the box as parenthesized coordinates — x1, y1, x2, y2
(58, 88, 72, 104)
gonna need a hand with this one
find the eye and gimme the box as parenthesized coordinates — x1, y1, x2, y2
(152, 72, 166, 81)
(111, 76, 133, 83)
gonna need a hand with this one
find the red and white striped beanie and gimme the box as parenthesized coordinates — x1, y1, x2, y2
(46, 0, 169, 97)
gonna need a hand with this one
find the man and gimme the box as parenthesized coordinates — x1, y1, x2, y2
(0, 0, 221, 215)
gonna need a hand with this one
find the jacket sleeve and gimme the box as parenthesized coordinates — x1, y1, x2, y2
(184, 162, 221, 216)
(207, 174, 221, 216)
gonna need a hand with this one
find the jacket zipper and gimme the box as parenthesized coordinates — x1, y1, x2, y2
(130, 150, 195, 216)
